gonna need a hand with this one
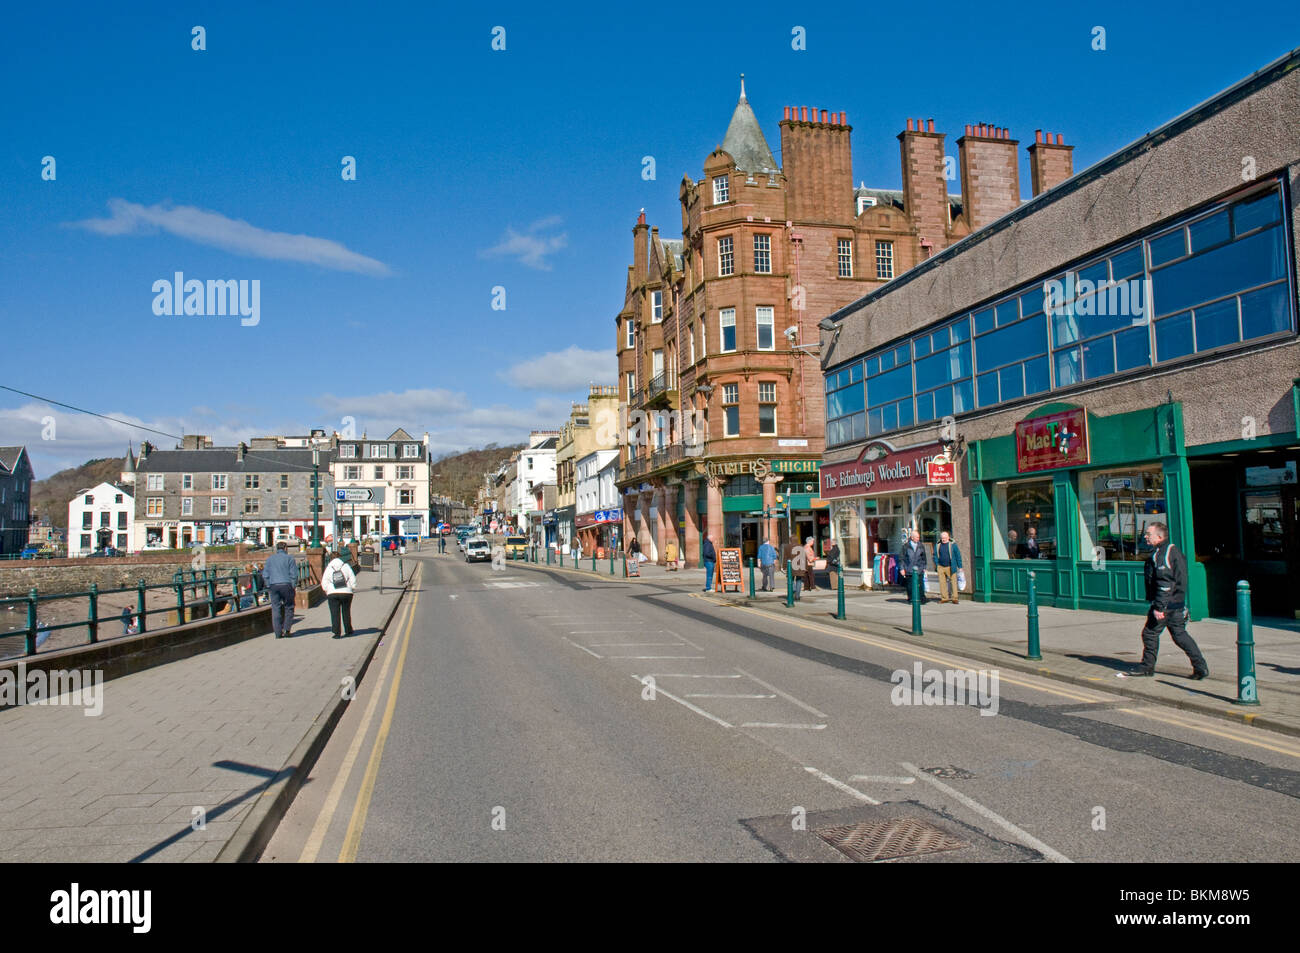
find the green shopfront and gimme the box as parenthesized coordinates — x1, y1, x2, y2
(968, 401, 1208, 618)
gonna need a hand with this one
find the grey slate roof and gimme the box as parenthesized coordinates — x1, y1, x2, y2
(0, 447, 26, 472)
(136, 447, 336, 473)
(721, 88, 779, 175)
(855, 185, 963, 217)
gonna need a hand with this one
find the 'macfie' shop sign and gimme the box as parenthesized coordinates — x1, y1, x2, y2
(819, 441, 945, 499)
(1016, 408, 1089, 473)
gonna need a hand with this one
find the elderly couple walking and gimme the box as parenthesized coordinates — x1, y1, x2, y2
(263, 541, 358, 639)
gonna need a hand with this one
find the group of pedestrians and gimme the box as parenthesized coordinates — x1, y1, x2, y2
(263, 540, 357, 640)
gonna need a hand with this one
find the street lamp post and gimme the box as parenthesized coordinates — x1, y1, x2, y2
(311, 444, 321, 548)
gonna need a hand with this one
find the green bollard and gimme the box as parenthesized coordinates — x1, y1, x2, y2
(137, 579, 148, 632)
(837, 568, 846, 620)
(610, 550, 615, 575)
(786, 560, 794, 607)
(1026, 571, 1041, 660)
(547, 546, 552, 566)
(26, 587, 38, 656)
(623, 554, 628, 577)
(87, 582, 99, 643)
(910, 571, 923, 636)
(592, 553, 597, 573)
(1234, 580, 1260, 706)
(748, 558, 756, 599)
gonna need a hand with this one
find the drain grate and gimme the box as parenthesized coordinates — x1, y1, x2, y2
(923, 765, 976, 780)
(814, 817, 969, 862)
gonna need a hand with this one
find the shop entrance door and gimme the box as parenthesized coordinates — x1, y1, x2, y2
(740, 518, 760, 564)
(1241, 485, 1297, 616)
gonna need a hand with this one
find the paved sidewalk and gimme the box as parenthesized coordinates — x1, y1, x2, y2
(519, 556, 1300, 737)
(0, 559, 410, 863)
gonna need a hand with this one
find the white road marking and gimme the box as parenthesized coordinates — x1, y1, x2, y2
(734, 667, 828, 719)
(646, 673, 743, 679)
(849, 775, 916, 784)
(665, 630, 708, 652)
(899, 761, 1072, 863)
(449, 594, 457, 600)
(560, 637, 602, 659)
(685, 693, 776, 699)
(630, 674, 732, 728)
(587, 641, 685, 647)
(607, 655, 705, 660)
(743, 722, 827, 730)
(803, 767, 881, 805)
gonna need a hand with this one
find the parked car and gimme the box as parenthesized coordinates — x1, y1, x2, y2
(90, 547, 123, 558)
(380, 535, 406, 552)
(505, 536, 528, 559)
(20, 546, 41, 559)
(465, 537, 491, 563)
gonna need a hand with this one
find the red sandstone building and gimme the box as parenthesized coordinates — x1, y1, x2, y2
(616, 79, 1074, 566)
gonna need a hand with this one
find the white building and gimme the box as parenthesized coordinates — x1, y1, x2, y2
(575, 449, 620, 553)
(332, 428, 431, 541)
(512, 432, 558, 537)
(68, 482, 134, 556)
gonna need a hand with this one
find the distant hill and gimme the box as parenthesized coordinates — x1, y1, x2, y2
(31, 457, 126, 529)
(430, 443, 524, 510)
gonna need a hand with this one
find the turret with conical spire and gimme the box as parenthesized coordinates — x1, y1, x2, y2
(720, 74, 779, 174)
(121, 442, 136, 485)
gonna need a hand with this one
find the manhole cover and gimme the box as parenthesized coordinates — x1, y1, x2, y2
(814, 817, 968, 862)
(923, 765, 976, 780)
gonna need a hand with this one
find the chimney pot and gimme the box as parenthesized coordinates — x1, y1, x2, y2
(906, 118, 913, 132)
(1035, 129, 1043, 144)
(801, 107, 808, 122)
(1056, 133, 1064, 145)
(840, 111, 846, 124)
(820, 109, 828, 123)
(783, 106, 790, 120)
(927, 118, 934, 133)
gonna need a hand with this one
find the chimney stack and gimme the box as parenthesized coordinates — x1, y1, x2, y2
(898, 117, 950, 255)
(780, 106, 854, 223)
(957, 122, 1021, 231)
(1028, 130, 1075, 196)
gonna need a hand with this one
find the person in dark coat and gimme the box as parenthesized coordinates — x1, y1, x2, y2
(702, 533, 717, 591)
(899, 530, 928, 603)
(1131, 522, 1208, 679)
(1017, 526, 1043, 559)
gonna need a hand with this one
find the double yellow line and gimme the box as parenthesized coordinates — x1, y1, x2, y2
(297, 564, 421, 863)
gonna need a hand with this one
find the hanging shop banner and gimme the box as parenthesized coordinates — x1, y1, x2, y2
(717, 548, 743, 592)
(927, 456, 956, 486)
(1016, 408, 1089, 473)
(819, 441, 946, 499)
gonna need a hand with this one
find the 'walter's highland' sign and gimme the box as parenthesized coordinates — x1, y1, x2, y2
(1016, 408, 1089, 473)
(820, 441, 945, 499)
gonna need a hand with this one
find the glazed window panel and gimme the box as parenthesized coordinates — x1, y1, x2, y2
(754, 235, 772, 274)
(992, 479, 1056, 560)
(756, 307, 775, 350)
(718, 236, 734, 276)
(720, 308, 737, 351)
(1078, 465, 1166, 563)
(1151, 225, 1286, 319)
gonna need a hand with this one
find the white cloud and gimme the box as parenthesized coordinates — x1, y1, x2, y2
(480, 216, 568, 270)
(68, 199, 393, 276)
(500, 347, 615, 391)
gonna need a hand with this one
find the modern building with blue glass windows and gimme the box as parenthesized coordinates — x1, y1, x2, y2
(817, 49, 1300, 620)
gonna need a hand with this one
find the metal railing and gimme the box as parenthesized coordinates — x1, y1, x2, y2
(646, 372, 675, 401)
(0, 561, 311, 659)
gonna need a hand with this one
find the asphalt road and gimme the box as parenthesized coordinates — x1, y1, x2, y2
(263, 551, 1300, 863)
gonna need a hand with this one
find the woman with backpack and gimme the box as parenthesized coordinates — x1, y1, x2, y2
(321, 547, 357, 638)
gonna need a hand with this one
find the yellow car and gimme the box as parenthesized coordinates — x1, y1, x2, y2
(505, 536, 528, 560)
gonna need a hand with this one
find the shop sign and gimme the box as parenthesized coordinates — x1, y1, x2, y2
(819, 441, 945, 499)
(927, 457, 956, 486)
(769, 459, 820, 474)
(1016, 408, 1089, 473)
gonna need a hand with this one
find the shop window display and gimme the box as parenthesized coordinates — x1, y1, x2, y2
(1078, 465, 1166, 562)
(992, 479, 1056, 559)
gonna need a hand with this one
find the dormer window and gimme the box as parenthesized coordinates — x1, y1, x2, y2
(713, 176, 729, 204)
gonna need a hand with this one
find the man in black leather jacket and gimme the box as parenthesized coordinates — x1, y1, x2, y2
(1132, 522, 1208, 679)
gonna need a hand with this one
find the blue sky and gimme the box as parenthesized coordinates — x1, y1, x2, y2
(2, 0, 1296, 477)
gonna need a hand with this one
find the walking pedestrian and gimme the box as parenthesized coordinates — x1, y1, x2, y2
(629, 538, 641, 560)
(665, 537, 678, 570)
(263, 540, 299, 638)
(120, 605, 133, 636)
(802, 537, 818, 592)
(758, 537, 777, 591)
(322, 547, 358, 638)
(934, 531, 963, 604)
(1130, 522, 1208, 679)
(899, 529, 928, 603)
(786, 537, 805, 601)
(702, 533, 717, 591)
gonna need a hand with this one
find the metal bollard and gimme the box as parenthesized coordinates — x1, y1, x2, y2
(592, 554, 597, 572)
(87, 582, 99, 643)
(748, 558, 756, 599)
(137, 579, 148, 632)
(1026, 571, 1041, 660)
(399, 557, 404, 584)
(26, 587, 38, 656)
(610, 550, 615, 575)
(786, 560, 794, 607)
(623, 555, 627, 578)
(910, 571, 923, 636)
(1234, 580, 1260, 706)
(837, 568, 846, 621)
(547, 546, 552, 566)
